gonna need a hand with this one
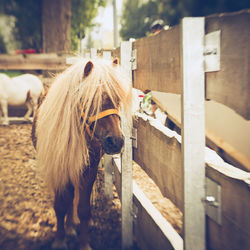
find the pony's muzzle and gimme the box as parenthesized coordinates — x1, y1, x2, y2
(103, 135, 124, 154)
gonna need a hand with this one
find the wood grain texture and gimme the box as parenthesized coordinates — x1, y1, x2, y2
(206, 165, 250, 250)
(120, 41, 133, 249)
(113, 157, 183, 250)
(133, 115, 250, 249)
(0, 54, 67, 70)
(205, 9, 250, 119)
(181, 18, 206, 250)
(133, 25, 181, 94)
(133, 116, 183, 210)
(151, 92, 250, 172)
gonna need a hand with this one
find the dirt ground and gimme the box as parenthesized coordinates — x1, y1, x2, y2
(0, 123, 139, 250)
(0, 122, 182, 250)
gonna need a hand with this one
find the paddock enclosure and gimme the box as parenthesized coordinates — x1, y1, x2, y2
(0, 9, 249, 250)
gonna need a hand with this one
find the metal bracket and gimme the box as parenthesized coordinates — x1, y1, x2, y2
(204, 177, 222, 225)
(204, 30, 221, 72)
(130, 49, 137, 70)
(131, 128, 137, 148)
(132, 203, 138, 222)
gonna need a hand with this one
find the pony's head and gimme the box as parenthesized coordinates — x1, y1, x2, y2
(80, 60, 125, 154)
(36, 58, 132, 192)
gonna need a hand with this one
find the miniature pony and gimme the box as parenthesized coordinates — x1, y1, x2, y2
(0, 73, 44, 125)
(32, 58, 132, 250)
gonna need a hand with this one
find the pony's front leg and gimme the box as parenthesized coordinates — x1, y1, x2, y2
(78, 166, 98, 250)
(0, 99, 9, 125)
(24, 100, 33, 120)
(52, 183, 74, 250)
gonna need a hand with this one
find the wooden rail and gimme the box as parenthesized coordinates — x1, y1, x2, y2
(0, 53, 68, 70)
(112, 157, 183, 250)
(151, 92, 250, 172)
(133, 9, 250, 119)
(132, 114, 250, 249)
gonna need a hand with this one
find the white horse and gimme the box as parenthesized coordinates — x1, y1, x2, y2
(0, 73, 44, 125)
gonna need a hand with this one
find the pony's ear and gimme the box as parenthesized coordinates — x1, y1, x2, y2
(84, 61, 94, 78)
(112, 58, 119, 65)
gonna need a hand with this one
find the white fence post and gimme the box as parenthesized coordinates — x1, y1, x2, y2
(90, 48, 97, 59)
(104, 154, 113, 200)
(103, 51, 112, 60)
(181, 17, 206, 250)
(120, 41, 133, 249)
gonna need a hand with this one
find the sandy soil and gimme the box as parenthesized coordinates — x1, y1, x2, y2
(0, 124, 137, 250)
(0, 123, 182, 250)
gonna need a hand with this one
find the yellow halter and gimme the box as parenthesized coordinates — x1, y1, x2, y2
(81, 108, 120, 137)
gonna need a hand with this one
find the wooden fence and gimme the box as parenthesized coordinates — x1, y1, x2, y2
(106, 9, 250, 250)
(0, 53, 69, 70)
(1, 9, 249, 250)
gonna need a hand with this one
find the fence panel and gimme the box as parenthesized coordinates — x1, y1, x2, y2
(133, 112, 250, 249)
(133, 25, 181, 94)
(0, 53, 67, 70)
(133, 114, 183, 210)
(205, 10, 250, 119)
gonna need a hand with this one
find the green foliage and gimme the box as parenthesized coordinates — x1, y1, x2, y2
(120, 0, 250, 40)
(0, 35, 7, 53)
(0, 0, 42, 51)
(0, 70, 22, 77)
(71, 0, 107, 51)
(0, 0, 107, 52)
(120, 0, 158, 40)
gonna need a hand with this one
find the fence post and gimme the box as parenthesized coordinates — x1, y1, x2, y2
(90, 48, 97, 59)
(120, 41, 133, 249)
(104, 154, 113, 200)
(103, 50, 114, 200)
(181, 17, 206, 250)
(103, 51, 112, 60)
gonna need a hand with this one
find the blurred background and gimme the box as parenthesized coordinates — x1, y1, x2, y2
(0, 0, 249, 54)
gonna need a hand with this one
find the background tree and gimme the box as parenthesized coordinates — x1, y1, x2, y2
(71, 0, 106, 51)
(0, 35, 7, 53)
(120, 0, 158, 40)
(120, 0, 250, 40)
(0, 0, 42, 52)
(0, 0, 107, 52)
(42, 0, 71, 53)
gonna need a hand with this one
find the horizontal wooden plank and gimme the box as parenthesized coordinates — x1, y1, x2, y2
(151, 91, 250, 172)
(133, 114, 250, 249)
(206, 163, 250, 250)
(112, 157, 183, 250)
(133, 114, 183, 210)
(0, 54, 68, 70)
(205, 9, 250, 119)
(133, 25, 181, 94)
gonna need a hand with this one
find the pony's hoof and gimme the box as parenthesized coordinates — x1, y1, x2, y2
(65, 226, 77, 238)
(79, 243, 92, 250)
(51, 238, 67, 249)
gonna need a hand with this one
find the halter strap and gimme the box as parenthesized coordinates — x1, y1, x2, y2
(81, 108, 120, 138)
(87, 109, 119, 124)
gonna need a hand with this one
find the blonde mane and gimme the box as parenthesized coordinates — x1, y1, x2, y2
(36, 58, 132, 193)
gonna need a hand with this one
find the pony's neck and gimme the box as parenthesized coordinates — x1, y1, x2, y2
(87, 134, 103, 158)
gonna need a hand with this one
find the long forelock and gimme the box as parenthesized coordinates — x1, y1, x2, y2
(36, 58, 131, 193)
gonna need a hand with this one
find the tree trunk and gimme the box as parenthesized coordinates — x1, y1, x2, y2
(42, 0, 71, 53)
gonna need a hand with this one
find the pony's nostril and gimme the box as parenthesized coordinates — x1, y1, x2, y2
(106, 136, 114, 145)
(106, 136, 124, 147)
(104, 136, 124, 154)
